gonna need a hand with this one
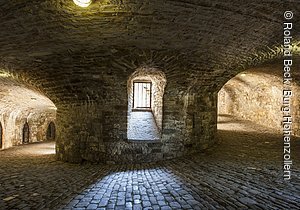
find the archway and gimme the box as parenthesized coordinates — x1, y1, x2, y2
(217, 68, 282, 132)
(22, 122, 30, 144)
(127, 68, 166, 141)
(217, 64, 300, 136)
(46, 122, 56, 141)
(0, 76, 57, 149)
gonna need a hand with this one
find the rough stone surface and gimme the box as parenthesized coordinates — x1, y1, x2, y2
(127, 68, 166, 134)
(218, 64, 300, 136)
(0, 0, 299, 162)
(0, 77, 56, 149)
(0, 117, 299, 209)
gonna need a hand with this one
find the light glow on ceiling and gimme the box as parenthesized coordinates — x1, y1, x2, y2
(0, 72, 10, 78)
(73, 0, 92, 7)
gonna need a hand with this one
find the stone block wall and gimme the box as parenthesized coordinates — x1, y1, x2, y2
(0, 77, 56, 149)
(0, 0, 297, 163)
(55, 67, 219, 163)
(218, 66, 300, 137)
(127, 68, 166, 132)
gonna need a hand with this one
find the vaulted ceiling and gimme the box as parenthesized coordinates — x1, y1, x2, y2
(0, 0, 299, 104)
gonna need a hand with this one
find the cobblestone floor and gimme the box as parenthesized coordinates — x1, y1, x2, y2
(0, 115, 299, 209)
(127, 111, 160, 141)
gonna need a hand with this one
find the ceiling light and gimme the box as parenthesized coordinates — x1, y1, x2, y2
(240, 73, 246, 77)
(48, 106, 57, 110)
(73, 0, 92, 7)
(0, 72, 10, 77)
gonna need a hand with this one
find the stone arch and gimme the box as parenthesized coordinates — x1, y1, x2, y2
(0, 75, 57, 148)
(46, 122, 56, 141)
(22, 122, 30, 144)
(217, 62, 300, 136)
(127, 67, 166, 140)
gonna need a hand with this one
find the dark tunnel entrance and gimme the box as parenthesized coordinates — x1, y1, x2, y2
(22, 122, 30, 144)
(47, 122, 56, 141)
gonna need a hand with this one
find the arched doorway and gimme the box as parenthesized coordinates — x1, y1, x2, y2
(22, 122, 30, 144)
(217, 69, 283, 132)
(0, 122, 3, 149)
(127, 68, 166, 141)
(46, 122, 56, 141)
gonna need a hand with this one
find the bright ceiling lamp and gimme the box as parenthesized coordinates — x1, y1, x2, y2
(0, 71, 10, 77)
(73, 0, 92, 7)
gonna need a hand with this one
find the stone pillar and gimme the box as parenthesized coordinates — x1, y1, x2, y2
(193, 92, 218, 149)
(55, 103, 109, 163)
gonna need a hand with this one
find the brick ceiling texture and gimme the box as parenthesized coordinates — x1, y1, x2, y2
(0, 0, 299, 105)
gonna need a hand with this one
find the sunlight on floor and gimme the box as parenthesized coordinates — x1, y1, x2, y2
(63, 167, 199, 209)
(127, 111, 160, 141)
(217, 114, 275, 134)
(33, 143, 56, 155)
(14, 141, 56, 156)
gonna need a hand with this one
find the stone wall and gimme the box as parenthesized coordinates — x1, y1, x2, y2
(0, 0, 299, 163)
(0, 107, 56, 150)
(127, 68, 166, 132)
(54, 64, 218, 163)
(218, 66, 300, 137)
(0, 77, 56, 149)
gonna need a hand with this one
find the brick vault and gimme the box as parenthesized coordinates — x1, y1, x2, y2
(0, 0, 299, 165)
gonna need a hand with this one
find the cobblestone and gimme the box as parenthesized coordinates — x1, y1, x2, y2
(0, 115, 299, 209)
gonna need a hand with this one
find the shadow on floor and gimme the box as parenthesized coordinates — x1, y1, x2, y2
(0, 116, 299, 209)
